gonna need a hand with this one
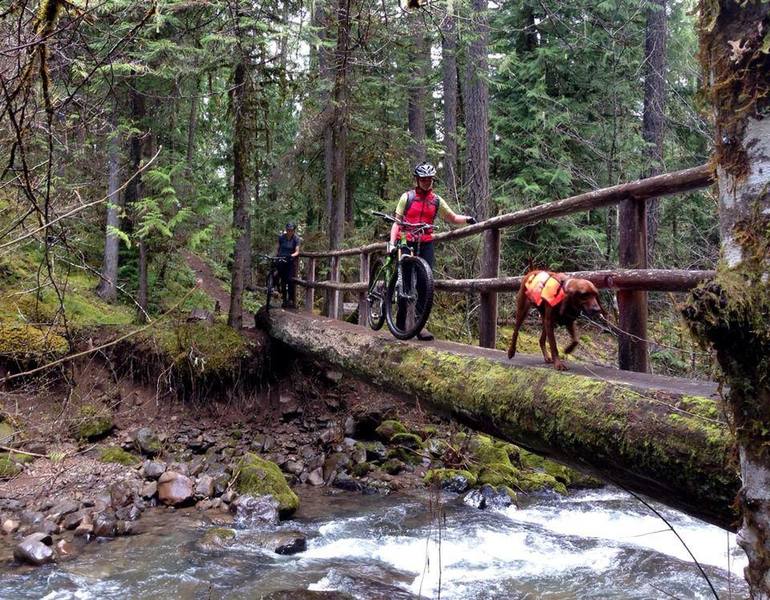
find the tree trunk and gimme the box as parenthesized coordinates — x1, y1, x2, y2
(683, 3, 770, 596)
(96, 109, 122, 302)
(464, 0, 495, 347)
(642, 0, 667, 264)
(316, 0, 335, 231)
(186, 78, 199, 172)
(265, 309, 738, 530)
(228, 61, 255, 329)
(407, 17, 429, 165)
(441, 1, 459, 204)
(125, 85, 147, 320)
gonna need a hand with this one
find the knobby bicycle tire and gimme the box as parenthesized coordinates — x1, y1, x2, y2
(384, 255, 434, 340)
(367, 257, 387, 330)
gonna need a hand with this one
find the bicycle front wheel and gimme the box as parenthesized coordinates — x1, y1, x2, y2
(384, 256, 434, 340)
(367, 257, 387, 330)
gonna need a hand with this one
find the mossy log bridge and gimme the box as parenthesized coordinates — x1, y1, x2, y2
(294, 164, 715, 373)
(264, 309, 738, 531)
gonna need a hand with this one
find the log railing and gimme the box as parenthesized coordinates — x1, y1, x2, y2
(293, 164, 715, 372)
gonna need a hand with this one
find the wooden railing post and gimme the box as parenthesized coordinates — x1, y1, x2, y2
(327, 256, 340, 319)
(358, 252, 370, 326)
(478, 228, 500, 348)
(304, 258, 316, 313)
(618, 198, 649, 372)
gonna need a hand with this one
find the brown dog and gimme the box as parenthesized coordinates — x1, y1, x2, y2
(506, 270, 605, 371)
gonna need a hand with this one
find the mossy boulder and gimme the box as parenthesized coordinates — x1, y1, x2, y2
(424, 468, 477, 492)
(469, 434, 521, 488)
(0, 453, 22, 478)
(73, 404, 113, 441)
(517, 471, 568, 495)
(390, 432, 423, 450)
(99, 446, 139, 466)
(375, 420, 407, 441)
(520, 450, 603, 489)
(235, 454, 299, 518)
(352, 462, 371, 477)
(382, 458, 405, 475)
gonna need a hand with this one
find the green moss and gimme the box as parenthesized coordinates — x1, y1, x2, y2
(0, 323, 68, 359)
(424, 468, 477, 488)
(382, 458, 405, 475)
(352, 462, 371, 477)
(141, 322, 251, 377)
(73, 404, 113, 441)
(517, 471, 568, 495)
(235, 453, 299, 518)
(99, 446, 139, 466)
(390, 432, 423, 449)
(0, 454, 22, 478)
(375, 420, 407, 441)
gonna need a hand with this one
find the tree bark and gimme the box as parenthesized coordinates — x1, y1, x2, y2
(441, 2, 459, 204)
(684, 4, 770, 596)
(186, 78, 199, 172)
(642, 0, 667, 263)
(228, 61, 255, 329)
(408, 16, 429, 165)
(96, 108, 123, 302)
(464, 0, 496, 346)
(266, 309, 738, 530)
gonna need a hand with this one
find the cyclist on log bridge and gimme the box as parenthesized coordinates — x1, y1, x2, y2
(388, 162, 477, 340)
(276, 222, 302, 308)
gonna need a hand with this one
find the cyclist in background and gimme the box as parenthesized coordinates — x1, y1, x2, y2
(388, 162, 477, 340)
(276, 222, 301, 308)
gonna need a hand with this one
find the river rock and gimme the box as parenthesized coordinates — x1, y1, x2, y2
(2, 518, 20, 534)
(134, 428, 161, 456)
(307, 468, 324, 486)
(54, 539, 76, 559)
(62, 510, 88, 530)
(193, 475, 214, 498)
(143, 460, 166, 479)
(230, 495, 279, 526)
(323, 453, 350, 482)
(262, 591, 355, 599)
(116, 504, 142, 521)
(279, 394, 303, 421)
(35, 519, 59, 536)
(462, 484, 515, 510)
(195, 527, 236, 552)
(235, 454, 299, 518)
(284, 460, 304, 476)
(92, 513, 117, 537)
(141, 481, 158, 499)
(14, 535, 54, 566)
(158, 471, 194, 506)
(110, 481, 134, 508)
(362, 441, 387, 463)
(249, 531, 307, 555)
(47, 499, 80, 522)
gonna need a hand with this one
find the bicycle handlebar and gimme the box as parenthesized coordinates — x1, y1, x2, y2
(256, 254, 290, 263)
(370, 210, 434, 232)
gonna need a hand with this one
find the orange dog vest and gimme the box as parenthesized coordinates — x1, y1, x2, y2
(525, 271, 565, 307)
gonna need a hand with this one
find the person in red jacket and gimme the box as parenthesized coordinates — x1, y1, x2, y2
(388, 162, 477, 340)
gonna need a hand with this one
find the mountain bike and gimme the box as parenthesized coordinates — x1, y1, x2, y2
(367, 211, 435, 340)
(256, 254, 289, 310)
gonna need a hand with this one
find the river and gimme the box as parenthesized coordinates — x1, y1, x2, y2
(0, 486, 746, 599)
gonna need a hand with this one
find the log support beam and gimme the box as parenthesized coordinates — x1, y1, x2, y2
(265, 310, 738, 530)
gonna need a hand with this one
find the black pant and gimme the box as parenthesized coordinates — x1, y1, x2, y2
(396, 241, 434, 330)
(276, 258, 295, 304)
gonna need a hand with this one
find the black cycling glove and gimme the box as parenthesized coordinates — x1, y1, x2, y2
(466, 216, 477, 225)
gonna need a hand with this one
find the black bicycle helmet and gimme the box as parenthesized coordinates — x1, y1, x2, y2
(413, 162, 437, 178)
(286, 222, 296, 230)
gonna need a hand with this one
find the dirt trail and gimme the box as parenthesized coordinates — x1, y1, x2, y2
(184, 250, 254, 327)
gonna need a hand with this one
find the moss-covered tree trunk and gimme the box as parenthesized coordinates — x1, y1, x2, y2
(683, 3, 770, 596)
(265, 310, 739, 529)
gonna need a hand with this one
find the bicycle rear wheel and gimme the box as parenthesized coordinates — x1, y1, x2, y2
(367, 257, 387, 330)
(385, 256, 434, 340)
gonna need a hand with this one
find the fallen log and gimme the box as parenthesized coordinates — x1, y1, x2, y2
(265, 310, 738, 530)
